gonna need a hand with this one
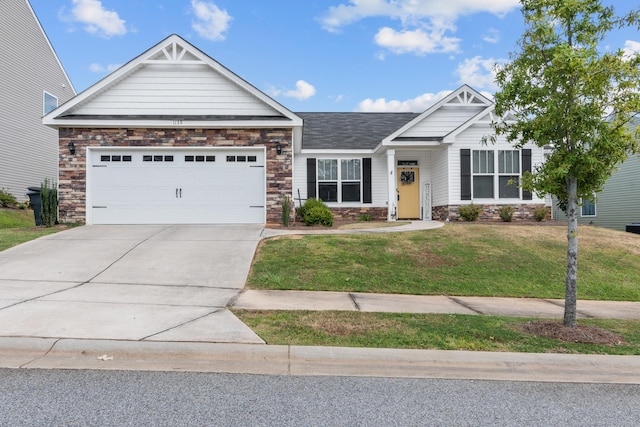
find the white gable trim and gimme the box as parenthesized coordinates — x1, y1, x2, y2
(379, 85, 492, 149)
(442, 105, 496, 143)
(44, 34, 301, 128)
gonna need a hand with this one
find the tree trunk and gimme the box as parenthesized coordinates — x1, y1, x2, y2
(564, 175, 579, 328)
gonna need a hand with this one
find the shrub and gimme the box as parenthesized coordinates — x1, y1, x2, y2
(299, 198, 333, 227)
(0, 188, 18, 208)
(358, 213, 373, 222)
(281, 196, 292, 227)
(499, 205, 514, 222)
(458, 204, 482, 222)
(40, 179, 58, 227)
(534, 206, 548, 222)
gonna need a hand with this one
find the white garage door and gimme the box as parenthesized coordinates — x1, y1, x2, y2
(88, 149, 265, 224)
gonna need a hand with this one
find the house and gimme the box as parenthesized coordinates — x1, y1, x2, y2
(43, 34, 545, 225)
(552, 118, 640, 231)
(0, 0, 75, 202)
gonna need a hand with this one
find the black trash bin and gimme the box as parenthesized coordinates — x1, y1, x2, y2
(625, 224, 640, 234)
(26, 186, 42, 226)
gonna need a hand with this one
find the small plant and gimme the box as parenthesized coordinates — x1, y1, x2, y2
(40, 179, 58, 227)
(299, 198, 333, 227)
(281, 196, 292, 227)
(358, 213, 373, 222)
(0, 188, 18, 208)
(499, 205, 514, 222)
(458, 204, 482, 222)
(534, 206, 548, 222)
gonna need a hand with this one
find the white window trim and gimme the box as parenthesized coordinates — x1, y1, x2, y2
(317, 158, 362, 203)
(43, 91, 58, 115)
(580, 194, 597, 217)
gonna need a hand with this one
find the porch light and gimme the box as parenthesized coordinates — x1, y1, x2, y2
(276, 144, 283, 155)
(67, 142, 76, 155)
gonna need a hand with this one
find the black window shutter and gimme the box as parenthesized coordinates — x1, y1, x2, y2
(363, 158, 372, 203)
(522, 149, 532, 200)
(460, 149, 471, 200)
(307, 158, 316, 199)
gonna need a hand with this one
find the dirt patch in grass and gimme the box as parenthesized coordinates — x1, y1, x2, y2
(519, 320, 624, 345)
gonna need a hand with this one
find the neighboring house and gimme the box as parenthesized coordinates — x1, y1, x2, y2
(552, 119, 640, 231)
(0, 0, 75, 202)
(43, 34, 545, 225)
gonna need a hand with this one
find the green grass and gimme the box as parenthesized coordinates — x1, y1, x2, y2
(234, 310, 640, 355)
(248, 224, 640, 301)
(0, 208, 64, 251)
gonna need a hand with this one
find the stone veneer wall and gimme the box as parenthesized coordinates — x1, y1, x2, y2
(433, 204, 549, 222)
(58, 127, 293, 224)
(325, 207, 388, 222)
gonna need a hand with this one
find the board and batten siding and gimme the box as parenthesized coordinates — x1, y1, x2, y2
(398, 105, 487, 138)
(71, 64, 278, 117)
(0, 0, 75, 201)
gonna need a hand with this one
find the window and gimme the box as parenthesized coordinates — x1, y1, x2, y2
(581, 196, 596, 217)
(317, 159, 338, 202)
(472, 150, 494, 198)
(317, 159, 361, 203)
(498, 150, 520, 198)
(43, 92, 58, 115)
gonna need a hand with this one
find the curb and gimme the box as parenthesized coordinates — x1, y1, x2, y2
(2, 337, 639, 384)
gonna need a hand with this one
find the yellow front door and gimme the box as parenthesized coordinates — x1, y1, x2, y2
(397, 167, 420, 219)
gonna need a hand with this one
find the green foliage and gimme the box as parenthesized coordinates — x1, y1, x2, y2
(298, 198, 333, 227)
(0, 189, 18, 208)
(358, 213, 373, 222)
(458, 204, 482, 222)
(499, 205, 514, 222)
(303, 205, 333, 227)
(492, 0, 640, 327)
(281, 196, 292, 227)
(40, 179, 58, 228)
(534, 207, 548, 222)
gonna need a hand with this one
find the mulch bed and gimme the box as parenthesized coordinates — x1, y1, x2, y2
(519, 320, 624, 345)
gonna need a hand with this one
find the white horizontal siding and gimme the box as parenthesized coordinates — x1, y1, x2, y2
(0, 0, 75, 201)
(72, 64, 279, 116)
(293, 154, 389, 207)
(400, 105, 486, 138)
(447, 124, 545, 205)
(430, 148, 449, 207)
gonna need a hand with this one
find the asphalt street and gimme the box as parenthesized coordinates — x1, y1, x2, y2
(1, 369, 639, 426)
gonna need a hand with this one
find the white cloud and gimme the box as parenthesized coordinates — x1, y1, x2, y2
(356, 90, 453, 112)
(482, 28, 500, 44)
(623, 40, 640, 58)
(268, 80, 317, 100)
(285, 80, 317, 100)
(320, 0, 519, 56)
(70, 0, 126, 37)
(89, 63, 121, 73)
(191, 0, 232, 41)
(375, 25, 460, 55)
(456, 56, 504, 91)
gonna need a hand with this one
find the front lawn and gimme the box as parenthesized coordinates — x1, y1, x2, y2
(0, 208, 66, 251)
(248, 224, 640, 301)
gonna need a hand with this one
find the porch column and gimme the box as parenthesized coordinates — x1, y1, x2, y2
(386, 149, 396, 221)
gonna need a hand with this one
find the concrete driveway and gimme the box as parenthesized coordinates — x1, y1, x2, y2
(0, 225, 265, 343)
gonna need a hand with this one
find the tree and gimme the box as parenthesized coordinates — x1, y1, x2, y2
(492, 0, 640, 327)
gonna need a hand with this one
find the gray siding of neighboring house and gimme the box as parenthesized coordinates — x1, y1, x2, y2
(0, 0, 75, 202)
(552, 154, 640, 231)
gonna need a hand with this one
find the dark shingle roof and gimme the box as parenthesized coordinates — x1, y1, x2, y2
(296, 112, 420, 150)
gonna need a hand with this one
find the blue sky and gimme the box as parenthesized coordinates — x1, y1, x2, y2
(30, 0, 639, 112)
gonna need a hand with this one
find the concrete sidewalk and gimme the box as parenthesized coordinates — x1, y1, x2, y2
(232, 290, 640, 319)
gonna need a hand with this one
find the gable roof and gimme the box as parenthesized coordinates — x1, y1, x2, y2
(381, 85, 493, 147)
(44, 34, 301, 128)
(297, 112, 419, 151)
